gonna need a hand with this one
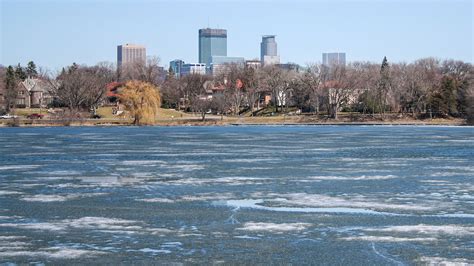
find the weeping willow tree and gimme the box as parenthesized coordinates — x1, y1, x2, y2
(119, 80, 161, 125)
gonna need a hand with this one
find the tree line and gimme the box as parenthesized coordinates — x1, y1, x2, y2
(1, 57, 473, 123)
(161, 57, 473, 122)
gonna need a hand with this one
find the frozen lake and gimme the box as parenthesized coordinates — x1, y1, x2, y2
(0, 126, 473, 264)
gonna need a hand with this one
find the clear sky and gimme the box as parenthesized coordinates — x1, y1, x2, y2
(1, 0, 472, 71)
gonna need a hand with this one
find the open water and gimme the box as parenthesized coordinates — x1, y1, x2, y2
(0, 126, 473, 264)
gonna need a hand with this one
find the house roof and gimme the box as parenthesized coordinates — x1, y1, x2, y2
(20, 78, 53, 93)
(106, 82, 124, 97)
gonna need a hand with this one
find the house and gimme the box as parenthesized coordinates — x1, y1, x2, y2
(16, 78, 54, 108)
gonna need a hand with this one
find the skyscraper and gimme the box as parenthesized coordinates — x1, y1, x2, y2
(199, 28, 227, 67)
(261, 35, 280, 66)
(169, 59, 185, 78)
(117, 44, 146, 68)
(322, 52, 346, 66)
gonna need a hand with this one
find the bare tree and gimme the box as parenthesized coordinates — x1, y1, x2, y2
(241, 66, 262, 115)
(323, 64, 361, 119)
(299, 64, 325, 114)
(260, 65, 289, 113)
(216, 64, 246, 115)
(181, 74, 211, 118)
(161, 73, 182, 109)
(51, 63, 114, 114)
(120, 57, 164, 86)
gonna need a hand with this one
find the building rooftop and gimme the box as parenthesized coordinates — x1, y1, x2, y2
(120, 44, 146, 48)
(199, 28, 227, 37)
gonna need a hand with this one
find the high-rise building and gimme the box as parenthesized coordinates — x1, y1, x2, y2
(180, 63, 207, 77)
(261, 35, 280, 66)
(117, 44, 146, 68)
(169, 59, 185, 78)
(199, 28, 227, 67)
(246, 60, 262, 69)
(322, 52, 346, 66)
(209, 56, 245, 76)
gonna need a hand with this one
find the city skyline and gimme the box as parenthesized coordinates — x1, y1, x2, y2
(1, 0, 472, 71)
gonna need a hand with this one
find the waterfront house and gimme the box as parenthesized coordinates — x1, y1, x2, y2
(16, 78, 54, 108)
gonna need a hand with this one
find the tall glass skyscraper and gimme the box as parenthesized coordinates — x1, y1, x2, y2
(199, 28, 227, 67)
(169, 59, 184, 78)
(260, 35, 280, 66)
(322, 53, 346, 66)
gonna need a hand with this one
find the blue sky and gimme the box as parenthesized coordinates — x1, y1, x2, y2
(1, 0, 472, 71)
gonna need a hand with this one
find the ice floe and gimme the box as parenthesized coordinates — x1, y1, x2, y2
(254, 193, 434, 212)
(137, 192, 236, 203)
(136, 198, 176, 203)
(0, 216, 174, 235)
(0, 190, 23, 196)
(221, 199, 387, 215)
(308, 175, 398, 181)
(237, 222, 312, 232)
(418, 256, 473, 266)
(233, 235, 261, 240)
(0, 165, 40, 171)
(138, 248, 171, 254)
(340, 236, 437, 242)
(363, 224, 474, 236)
(0, 235, 106, 259)
(20, 193, 107, 202)
(0, 247, 106, 259)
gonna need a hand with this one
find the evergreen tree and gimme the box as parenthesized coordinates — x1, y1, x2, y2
(26, 61, 38, 78)
(377, 56, 391, 116)
(456, 79, 470, 116)
(166, 66, 175, 81)
(15, 63, 27, 81)
(5, 66, 18, 111)
(430, 76, 457, 117)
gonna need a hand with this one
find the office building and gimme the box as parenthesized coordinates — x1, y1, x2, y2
(199, 28, 227, 67)
(210, 56, 245, 65)
(261, 35, 280, 66)
(169, 59, 185, 78)
(117, 44, 146, 67)
(322, 52, 346, 66)
(245, 60, 262, 69)
(278, 63, 302, 72)
(210, 56, 245, 76)
(181, 63, 206, 77)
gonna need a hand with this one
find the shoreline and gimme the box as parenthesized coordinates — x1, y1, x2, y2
(0, 119, 470, 127)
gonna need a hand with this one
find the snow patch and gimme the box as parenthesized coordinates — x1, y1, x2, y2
(139, 248, 171, 254)
(308, 175, 398, 181)
(0, 247, 106, 259)
(237, 222, 311, 232)
(0, 216, 174, 235)
(21, 193, 107, 202)
(136, 198, 175, 203)
(418, 256, 473, 266)
(364, 224, 474, 236)
(0, 190, 23, 196)
(340, 236, 437, 242)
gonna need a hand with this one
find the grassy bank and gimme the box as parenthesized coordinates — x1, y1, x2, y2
(0, 108, 469, 127)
